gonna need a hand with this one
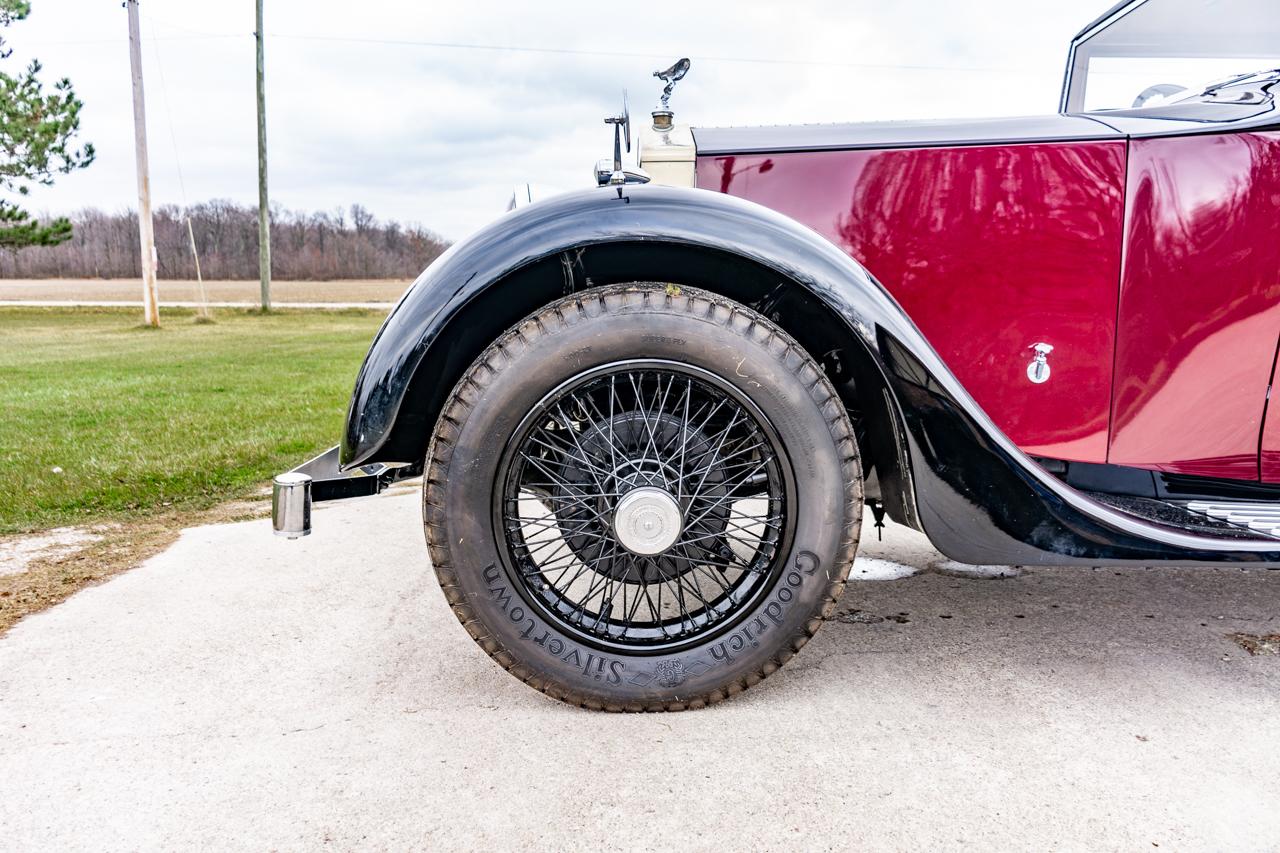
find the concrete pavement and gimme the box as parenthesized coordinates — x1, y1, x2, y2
(1, 487, 1278, 851)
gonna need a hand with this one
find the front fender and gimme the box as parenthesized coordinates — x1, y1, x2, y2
(342, 184, 909, 468)
(342, 184, 1280, 566)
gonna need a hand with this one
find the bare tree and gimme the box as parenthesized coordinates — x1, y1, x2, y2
(0, 201, 450, 280)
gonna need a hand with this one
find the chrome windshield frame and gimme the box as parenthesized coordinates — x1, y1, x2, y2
(1060, 0, 1280, 114)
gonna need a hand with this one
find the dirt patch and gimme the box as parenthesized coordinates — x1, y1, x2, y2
(0, 498, 269, 635)
(835, 608, 885, 625)
(0, 526, 110, 577)
(833, 608, 911, 625)
(1228, 632, 1280, 656)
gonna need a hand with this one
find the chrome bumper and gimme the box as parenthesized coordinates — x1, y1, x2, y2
(271, 445, 407, 539)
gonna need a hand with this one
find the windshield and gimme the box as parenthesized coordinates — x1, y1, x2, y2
(1060, 0, 1280, 113)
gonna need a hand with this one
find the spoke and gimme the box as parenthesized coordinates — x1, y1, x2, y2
(684, 513, 783, 540)
(552, 402, 613, 491)
(510, 516, 612, 545)
(589, 536, 623, 632)
(675, 523, 780, 553)
(670, 558, 716, 622)
(522, 431, 611, 486)
(671, 543, 736, 592)
(628, 372, 672, 491)
(667, 546, 756, 574)
(681, 432, 767, 488)
(551, 540, 616, 601)
(683, 458, 775, 531)
(563, 381, 629, 471)
(684, 409, 744, 503)
(622, 574, 647, 631)
(604, 376, 623, 471)
(518, 452, 582, 494)
(517, 485, 630, 499)
(668, 563, 694, 629)
(675, 377, 692, 502)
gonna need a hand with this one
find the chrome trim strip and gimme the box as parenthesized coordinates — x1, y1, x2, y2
(1185, 501, 1280, 540)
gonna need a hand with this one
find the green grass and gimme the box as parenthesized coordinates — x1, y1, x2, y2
(0, 307, 388, 535)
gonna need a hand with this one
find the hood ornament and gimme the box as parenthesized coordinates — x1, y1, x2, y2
(652, 58, 690, 130)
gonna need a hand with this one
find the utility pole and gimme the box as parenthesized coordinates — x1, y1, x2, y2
(255, 0, 271, 311)
(126, 0, 160, 327)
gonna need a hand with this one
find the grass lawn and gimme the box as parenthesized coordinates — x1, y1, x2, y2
(0, 307, 388, 535)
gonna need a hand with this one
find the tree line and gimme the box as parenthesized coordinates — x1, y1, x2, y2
(0, 201, 451, 280)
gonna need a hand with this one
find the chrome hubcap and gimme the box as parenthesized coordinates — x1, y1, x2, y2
(613, 486, 683, 555)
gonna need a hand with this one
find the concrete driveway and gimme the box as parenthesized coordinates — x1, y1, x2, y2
(2, 485, 1278, 851)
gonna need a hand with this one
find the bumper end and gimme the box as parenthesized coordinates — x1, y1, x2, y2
(272, 472, 312, 539)
(271, 445, 412, 540)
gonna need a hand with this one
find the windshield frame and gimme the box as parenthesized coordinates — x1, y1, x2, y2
(1060, 0, 1280, 114)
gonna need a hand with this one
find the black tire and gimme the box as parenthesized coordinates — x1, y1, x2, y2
(424, 284, 862, 710)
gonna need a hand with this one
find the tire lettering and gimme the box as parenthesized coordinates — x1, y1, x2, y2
(482, 568, 634, 685)
(490, 584, 514, 614)
(764, 601, 785, 626)
(704, 547, 824, 669)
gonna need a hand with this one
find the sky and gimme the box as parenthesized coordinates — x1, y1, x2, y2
(14, 0, 1123, 241)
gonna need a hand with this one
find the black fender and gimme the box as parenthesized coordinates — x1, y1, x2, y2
(342, 185, 1280, 567)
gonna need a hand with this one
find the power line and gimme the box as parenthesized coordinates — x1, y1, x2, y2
(17, 27, 1163, 79)
(267, 33, 1039, 75)
(27, 20, 1056, 75)
(35, 28, 1042, 75)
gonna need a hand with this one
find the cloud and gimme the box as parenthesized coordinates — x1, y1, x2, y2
(17, 0, 1115, 241)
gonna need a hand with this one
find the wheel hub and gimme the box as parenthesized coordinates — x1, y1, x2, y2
(613, 486, 683, 555)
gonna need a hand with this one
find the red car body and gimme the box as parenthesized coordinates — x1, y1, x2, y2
(698, 111, 1280, 486)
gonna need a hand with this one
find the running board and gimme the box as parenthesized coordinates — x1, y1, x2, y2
(1184, 501, 1280, 540)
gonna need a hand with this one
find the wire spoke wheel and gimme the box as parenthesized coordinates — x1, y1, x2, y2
(494, 360, 794, 652)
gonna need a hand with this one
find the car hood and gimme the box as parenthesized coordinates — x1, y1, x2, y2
(692, 113, 1121, 156)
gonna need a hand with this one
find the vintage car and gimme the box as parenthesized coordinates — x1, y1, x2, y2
(273, 0, 1280, 710)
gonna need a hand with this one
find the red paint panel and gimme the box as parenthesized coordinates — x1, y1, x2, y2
(1110, 133, 1280, 481)
(699, 142, 1127, 462)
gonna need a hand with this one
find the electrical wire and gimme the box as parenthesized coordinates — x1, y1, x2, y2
(266, 32, 1036, 75)
(30, 15, 1045, 76)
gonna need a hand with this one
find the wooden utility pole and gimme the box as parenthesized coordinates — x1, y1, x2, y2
(255, 0, 271, 311)
(126, 0, 160, 327)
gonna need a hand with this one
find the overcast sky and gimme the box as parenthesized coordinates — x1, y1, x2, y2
(15, 1, 1118, 240)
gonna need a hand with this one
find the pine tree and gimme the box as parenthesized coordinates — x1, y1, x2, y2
(0, 0, 93, 249)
